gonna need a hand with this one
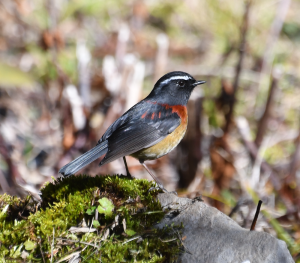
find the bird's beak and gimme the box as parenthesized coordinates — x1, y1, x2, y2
(192, 80, 206, 87)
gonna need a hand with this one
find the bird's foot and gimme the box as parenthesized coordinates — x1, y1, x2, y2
(117, 173, 135, 179)
(126, 172, 135, 179)
(148, 183, 175, 194)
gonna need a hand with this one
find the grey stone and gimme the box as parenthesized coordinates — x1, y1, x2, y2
(156, 193, 294, 263)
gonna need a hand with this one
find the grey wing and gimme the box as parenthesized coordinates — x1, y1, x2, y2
(99, 103, 181, 165)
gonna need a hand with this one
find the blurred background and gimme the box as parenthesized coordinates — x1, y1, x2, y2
(0, 0, 299, 259)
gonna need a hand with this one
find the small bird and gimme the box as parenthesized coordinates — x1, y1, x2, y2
(59, 71, 205, 191)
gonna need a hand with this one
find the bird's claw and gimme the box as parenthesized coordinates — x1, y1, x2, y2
(126, 173, 134, 179)
(148, 183, 171, 194)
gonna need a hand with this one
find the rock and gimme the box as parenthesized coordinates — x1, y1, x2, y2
(156, 193, 294, 263)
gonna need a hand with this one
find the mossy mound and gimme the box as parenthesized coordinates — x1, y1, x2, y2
(0, 175, 182, 262)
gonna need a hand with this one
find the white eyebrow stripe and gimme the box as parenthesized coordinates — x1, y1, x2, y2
(160, 75, 192, 85)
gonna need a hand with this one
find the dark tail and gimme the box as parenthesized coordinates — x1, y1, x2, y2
(59, 141, 108, 177)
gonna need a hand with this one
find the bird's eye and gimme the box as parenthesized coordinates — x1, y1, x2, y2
(178, 80, 185, 87)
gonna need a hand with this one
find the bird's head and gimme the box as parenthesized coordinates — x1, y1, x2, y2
(148, 71, 205, 105)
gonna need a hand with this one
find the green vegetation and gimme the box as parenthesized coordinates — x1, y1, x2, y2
(0, 175, 182, 262)
(0, 0, 300, 261)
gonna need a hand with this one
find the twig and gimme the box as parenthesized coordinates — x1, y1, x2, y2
(122, 236, 141, 245)
(124, 59, 145, 111)
(258, 0, 291, 96)
(287, 127, 300, 185)
(250, 135, 273, 190)
(38, 237, 46, 263)
(236, 117, 281, 190)
(115, 23, 130, 68)
(217, 42, 236, 70)
(55, 250, 81, 263)
(51, 227, 55, 263)
(0, 169, 11, 194)
(284, 118, 300, 214)
(223, 0, 251, 134)
(77, 39, 91, 108)
(154, 33, 169, 81)
(228, 198, 251, 218)
(171, 228, 192, 255)
(45, 0, 70, 87)
(20, 195, 32, 216)
(0, 134, 20, 195)
(159, 237, 177, 243)
(250, 200, 262, 231)
(255, 70, 280, 147)
(56, 238, 100, 249)
(177, 97, 203, 188)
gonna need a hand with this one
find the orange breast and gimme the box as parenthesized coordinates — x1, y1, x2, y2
(131, 105, 188, 161)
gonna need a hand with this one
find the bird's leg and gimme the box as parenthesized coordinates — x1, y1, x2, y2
(123, 156, 133, 178)
(140, 160, 168, 193)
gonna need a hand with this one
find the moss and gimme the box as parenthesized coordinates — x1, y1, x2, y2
(0, 175, 182, 262)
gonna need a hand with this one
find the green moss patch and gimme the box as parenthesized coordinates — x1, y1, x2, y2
(0, 175, 182, 262)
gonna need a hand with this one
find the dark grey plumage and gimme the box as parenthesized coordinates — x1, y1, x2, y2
(59, 71, 205, 178)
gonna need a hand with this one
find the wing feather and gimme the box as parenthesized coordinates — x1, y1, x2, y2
(99, 101, 181, 165)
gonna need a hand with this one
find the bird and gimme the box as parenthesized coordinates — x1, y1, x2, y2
(59, 71, 205, 191)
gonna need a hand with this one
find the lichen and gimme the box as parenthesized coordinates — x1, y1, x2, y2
(0, 175, 182, 262)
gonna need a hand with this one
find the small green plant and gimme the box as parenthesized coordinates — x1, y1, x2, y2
(97, 197, 114, 218)
(0, 175, 183, 262)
